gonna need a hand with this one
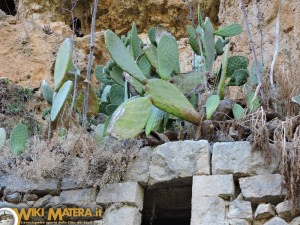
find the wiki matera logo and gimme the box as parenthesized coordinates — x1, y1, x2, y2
(0, 208, 18, 225)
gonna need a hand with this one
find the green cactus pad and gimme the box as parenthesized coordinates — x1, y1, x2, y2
(229, 69, 249, 86)
(144, 46, 159, 72)
(106, 104, 119, 115)
(107, 59, 116, 70)
(145, 79, 200, 125)
(107, 97, 152, 140)
(157, 35, 179, 80)
(111, 67, 125, 86)
(187, 25, 201, 55)
(95, 65, 115, 85)
(99, 102, 110, 114)
(50, 80, 73, 121)
(54, 38, 73, 91)
(249, 62, 265, 86)
(173, 70, 204, 95)
(214, 23, 242, 37)
(0, 128, 6, 149)
(203, 18, 216, 71)
(148, 27, 157, 46)
(246, 91, 260, 113)
(105, 30, 147, 84)
(130, 22, 143, 59)
(206, 95, 220, 120)
(232, 103, 244, 120)
(145, 106, 165, 136)
(110, 84, 125, 106)
(227, 56, 249, 78)
(42, 107, 51, 120)
(137, 55, 152, 78)
(41, 80, 54, 105)
(215, 38, 225, 56)
(101, 85, 112, 102)
(292, 95, 300, 105)
(131, 77, 144, 95)
(10, 123, 28, 155)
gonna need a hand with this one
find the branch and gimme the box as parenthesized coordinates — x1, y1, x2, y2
(82, 0, 99, 129)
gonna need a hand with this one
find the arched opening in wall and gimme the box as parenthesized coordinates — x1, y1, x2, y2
(142, 185, 192, 225)
(0, 0, 17, 16)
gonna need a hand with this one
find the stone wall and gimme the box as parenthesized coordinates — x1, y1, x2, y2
(1, 141, 299, 224)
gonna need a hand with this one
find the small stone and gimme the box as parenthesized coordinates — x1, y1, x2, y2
(263, 217, 288, 225)
(239, 174, 285, 204)
(227, 198, 253, 221)
(290, 216, 300, 225)
(5, 16, 17, 24)
(228, 219, 251, 225)
(23, 193, 38, 202)
(5, 192, 22, 203)
(0, 201, 28, 209)
(96, 182, 144, 211)
(192, 175, 235, 200)
(34, 195, 53, 208)
(103, 204, 141, 225)
(60, 188, 97, 206)
(254, 204, 276, 220)
(275, 200, 300, 222)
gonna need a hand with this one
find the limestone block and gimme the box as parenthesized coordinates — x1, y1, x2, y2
(149, 140, 211, 186)
(263, 217, 288, 225)
(123, 147, 152, 186)
(5, 192, 22, 203)
(60, 188, 97, 206)
(254, 204, 276, 220)
(275, 201, 300, 222)
(239, 174, 286, 204)
(192, 175, 235, 200)
(227, 198, 253, 221)
(191, 196, 228, 225)
(290, 216, 300, 225)
(103, 204, 141, 225)
(228, 219, 251, 225)
(96, 182, 144, 210)
(1, 175, 60, 195)
(212, 142, 279, 177)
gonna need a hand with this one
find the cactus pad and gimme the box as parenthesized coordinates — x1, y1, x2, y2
(203, 18, 216, 71)
(215, 38, 225, 56)
(145, 106, 165, 136)
(144, 46, 159, 72)
(145, 79, 200, 125)
(106, 104, 119, 115)
(41, 80, 54, 105)
(214, 23, 242, 37)
(206, 95, 220, 120)
(173, 70, 204, 95)
(148, 27, 157, 46)
(111, 67, 125, 86)
(101, 85, 112, 102)
(130, 22, 143, 59)
(137, 55, 152, 78)
(107, 97, 152, 140)
(99, 102, 110, 114)
(232, 103, 244, 120)
(105, 30, 147, 84)
(50, 80, 73, 121)
(0, 128, 6, 149)
(229, 69, 249, 86)
(227, 56, 249, 78)
(157, 35, 179, 80)
(10, 123, 28, 155)
(187, 25, 201, 55)
(110, 84, 125, 106)
(54, 38, 73, 91)
(95, 65, 115, 85)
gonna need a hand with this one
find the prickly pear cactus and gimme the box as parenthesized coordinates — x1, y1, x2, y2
(186, 25, 201, 55)
(110, 84, 125, 106)
(107, 97, 152, 140)
(99, 102, 110, 114)
(0, 128, 6, 149)
(42, 80, 54, 105)
(203, 18, 216, 71)
(106, 104, 119, 115)
(137, 55, 152, 78)
(144, 46, 159, 72)
(145, 79, 200, 125)
(232, 103, 244, 120)
(246, 91, 260, 113)
(105, 30, 147, 84)
(173, 70, 204, 95)
(229, 69, 249, 86)
(214, 23, 242, 37)
(206, 95, 220, 119)
(130, 22, 143, 60)
(145, 106, 165, 136)
(292, 95, 300, 105)
(148, 27, 157, 46)
(50, 80, 73, 121)
(10, 123, 28, 155)
(111, 67, 125, 86)
(157, 35, 179, 80)
(227, 56, 249, 78)
(54, 38, 73, 91)
(101, 85, 112, 102)
(95, 65, 115, 85)
(215, 38, 225, 56)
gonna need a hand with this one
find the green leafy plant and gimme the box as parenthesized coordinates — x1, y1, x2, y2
(10, 123, 28, 155)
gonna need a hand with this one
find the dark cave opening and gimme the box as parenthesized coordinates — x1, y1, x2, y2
(141, 185, 191, 225)
(0, 0, 17, 16)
